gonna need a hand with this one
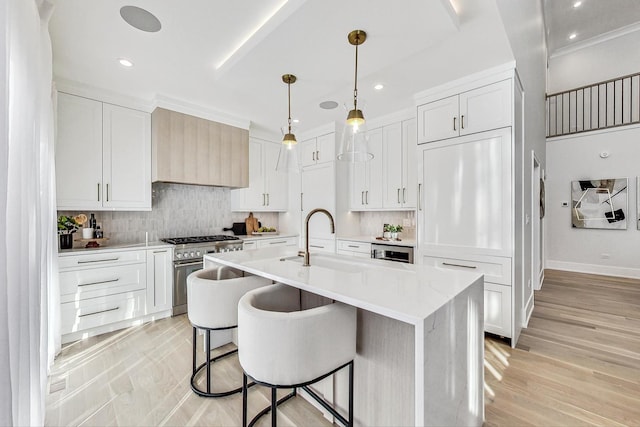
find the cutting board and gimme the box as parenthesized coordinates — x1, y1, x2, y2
(245, 213, 260, 235)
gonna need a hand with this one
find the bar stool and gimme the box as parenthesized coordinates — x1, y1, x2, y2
(187, 266, 270, 398)
(238, 283, 356, 427)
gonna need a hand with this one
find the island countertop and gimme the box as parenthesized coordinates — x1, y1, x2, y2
(204, 246, 483, 325)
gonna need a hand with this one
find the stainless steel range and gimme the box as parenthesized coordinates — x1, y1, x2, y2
(161, 235, 243, 316)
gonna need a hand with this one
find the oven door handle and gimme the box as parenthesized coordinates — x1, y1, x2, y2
(173, 260, 203, 268)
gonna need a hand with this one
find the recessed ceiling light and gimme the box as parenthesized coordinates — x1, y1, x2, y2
(573, 1, 582, 8)
(374, 84, 384, 91)
(293, 119, 300, 123)
(569, 33, 577, 40)
(118, 58, 134, 67)
(120, 6, 161, 32)
(319, 101, 339, 110)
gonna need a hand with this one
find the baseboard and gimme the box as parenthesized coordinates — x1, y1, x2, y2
(545, 260, 640, 279)
(523, 293, 534, 328)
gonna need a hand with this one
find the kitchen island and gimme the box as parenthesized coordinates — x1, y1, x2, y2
(204, 247, 484, 427)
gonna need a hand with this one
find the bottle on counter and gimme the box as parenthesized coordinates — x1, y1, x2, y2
(95, 225, 103, 239)
(89, 213, 96, 229)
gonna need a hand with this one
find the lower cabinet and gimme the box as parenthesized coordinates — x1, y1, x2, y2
(336, 240, 371, 258)
(421, 253, 512, 338)
(308, 237, 336, 253)
(59, 247, 173, 344)
(256, 236, 297, 249)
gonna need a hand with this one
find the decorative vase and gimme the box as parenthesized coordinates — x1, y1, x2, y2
(383, 231, 391, 239)
(391, 232, 398, 240)
(59, 233, 73, 250)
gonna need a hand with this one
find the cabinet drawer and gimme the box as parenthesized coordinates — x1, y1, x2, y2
(337, 240, 371, 254)
(256, 237, 297, 249)
(59, 250, 146, 269)
(422, 254, 511, 285)
(61, 290, 146, 335)
(59, 262, 147, 303)
(308, 238, 336, 253)
(243, 241, 257, 250)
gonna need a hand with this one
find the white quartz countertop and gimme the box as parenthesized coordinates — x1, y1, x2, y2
(237, 233, 298, 242)
(205, 247, 482, 325)
(338, 235, 416, 247)
(58, 241, 172, 256)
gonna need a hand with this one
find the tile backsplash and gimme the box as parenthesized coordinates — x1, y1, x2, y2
(59, 183, 279, 247)
(359, 211, 416, 239)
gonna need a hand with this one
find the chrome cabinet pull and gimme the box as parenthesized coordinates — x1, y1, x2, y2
(366, 190, 369, 204)
(97, 183, 100, 201)
(266, 193, 270, 206)
(77, 257, 119, 264)
(347, 245, 359, 248)
(403, 187, 406, 203)
(78, 306, 119, 318)
(78, 278, 119, 287)
(269, 241, 286, 245)
(310, 245, 324, 249)
(453, 117, 456, 131)
(442, 262, 477, 269)
(312, 151, 315, 161)
(361, 191, 364, 205)
(316, 150, 319, 161)
(397, 188, 400, 204)
(461, 115, 465, 129)
(106, 183, 109, 202)
(300, 193, 303, 211)
(153, 250, 167, 254)
(418, 183, 422, 211)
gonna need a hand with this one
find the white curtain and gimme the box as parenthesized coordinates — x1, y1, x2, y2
(0, 0, 56, 425)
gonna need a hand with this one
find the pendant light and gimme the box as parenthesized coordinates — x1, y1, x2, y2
(337, 30, 373, 162)
(276, 74, 300, 173)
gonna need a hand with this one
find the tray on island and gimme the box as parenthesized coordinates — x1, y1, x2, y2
(251, 231, 278, 235)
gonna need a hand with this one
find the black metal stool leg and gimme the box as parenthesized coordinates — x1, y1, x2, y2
(271, 387, 277, 426)
(242, 373, 248, 427)
(205, 329, 211, 394)
(192, 327, 197, 376)
(348, 361, 354, 427)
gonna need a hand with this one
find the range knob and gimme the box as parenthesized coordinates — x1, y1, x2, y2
(196, 250, 201, 257)
(190, 251, 196, 258)
(176, 252, 183, 259)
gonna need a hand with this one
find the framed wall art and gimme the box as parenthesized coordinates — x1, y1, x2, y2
(571, 178, 628, 230)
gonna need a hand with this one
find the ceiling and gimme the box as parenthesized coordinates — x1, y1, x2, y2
(543, 0, 640, 55)
(49, 0, 461, 137)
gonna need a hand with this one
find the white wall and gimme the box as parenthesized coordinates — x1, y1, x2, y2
(546, 28, 640, 278)
(546, 125, 640, 277)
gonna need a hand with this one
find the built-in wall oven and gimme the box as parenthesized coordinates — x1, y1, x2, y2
(371, 243, 414, 264)
(161, 235, 243, 316)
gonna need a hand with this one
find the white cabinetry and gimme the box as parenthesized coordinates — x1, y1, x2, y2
(56, 93, 151, 211)
(336, 240, 371, 258)
(417, 71, 521, 345)
(382, 118, 417, 209)
(417, 79, 511, 144)
(300, 133, 335, 167)
(256, 236, 297, 249)
(231, 139, 287, 211)
(301, 162, 336, 246)
(146, 248, 173, 314)
(59, 247, 172, 344)
(350, 128, 383, 210)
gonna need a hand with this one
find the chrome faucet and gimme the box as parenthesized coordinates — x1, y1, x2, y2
(303, 208, 335, 266)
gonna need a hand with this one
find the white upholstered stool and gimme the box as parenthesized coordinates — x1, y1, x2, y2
(187, 266, 270, 398)
(238, 283, 357, 427)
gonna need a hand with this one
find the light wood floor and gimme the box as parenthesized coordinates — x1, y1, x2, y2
(46, 269, 640, 426)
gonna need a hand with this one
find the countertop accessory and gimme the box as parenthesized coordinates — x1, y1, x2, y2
(245, 213, 260, 235)
(337, 30, 373, 162)
(276, 74, 300, 173)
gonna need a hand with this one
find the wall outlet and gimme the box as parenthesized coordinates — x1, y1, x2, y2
(561, 201, 569, 207)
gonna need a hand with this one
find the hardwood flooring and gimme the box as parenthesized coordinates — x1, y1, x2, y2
(46, 269, 640, 426)
(485, 269, 640, 426)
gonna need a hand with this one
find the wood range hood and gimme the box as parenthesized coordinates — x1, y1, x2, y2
(151, 107, 249, 188)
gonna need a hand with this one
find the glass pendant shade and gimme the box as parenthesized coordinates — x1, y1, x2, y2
(338, 29, 372, 162)
(276, 74, 300, 173)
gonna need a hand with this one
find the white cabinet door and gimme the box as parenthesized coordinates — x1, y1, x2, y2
(146, 248, 172, 313)
(420, 128, 512, 257)
(102, 103, 151, 210)
(484, 282, 512, 337)
(460, 79, 512, 137)
(56, 93, 103, 210)
(402, 118, 417, 208)
(365, 128, 383, 209)
(350, 159, 367, 209)
(383, 123, 403, 208)
(301, 162, 335, 240)
(315, 133, 335, 164)
(264, 142, 288, 210)
(417, 94, 459, 144)
(300, 137, 317, 167)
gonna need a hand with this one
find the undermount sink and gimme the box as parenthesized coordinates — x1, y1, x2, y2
(281, 253, 366, 274)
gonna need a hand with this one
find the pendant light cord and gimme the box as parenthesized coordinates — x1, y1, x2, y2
(353, 36, 359, 111)
(287, 80, 292, 133)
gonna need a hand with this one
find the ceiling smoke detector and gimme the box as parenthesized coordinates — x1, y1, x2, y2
(120, 6, 162, 33)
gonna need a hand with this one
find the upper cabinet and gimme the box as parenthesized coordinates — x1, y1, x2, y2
(56, 93, 151, 211)
(300, 133, 336, 167)
(382, 118, 417, 209)
(417, 79, 512, 144)
(151, 108, 249, 188)
(349, 127, 383, 210)
(230, 139, 288, 211)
